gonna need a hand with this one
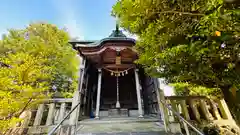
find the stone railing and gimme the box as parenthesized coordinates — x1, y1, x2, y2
(8, 98, 75, 135)
(161, 95, 239, 134)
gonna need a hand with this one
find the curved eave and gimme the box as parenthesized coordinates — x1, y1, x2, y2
(73, 37, 136, 48)
(69, 37, 137, 58)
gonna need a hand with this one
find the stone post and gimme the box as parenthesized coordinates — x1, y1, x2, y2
(46, 103, 55, 125)
(69, 58, 86, 125)
(217, 99, 233, 120)
(134, 68, 143, 118)
(57, 102, 66, 135)
(95, 69, 102, 119)
(17, 110, 32, 134)
(199, 100, 213, 121)
(189, 100, 201, 122)
(179, 100, 190, 135)
(157, 89, 169, 132)
(171, 100, 179, 122)
(20, 110, 32, 127)
(69, 91, 80, 125)
(209, 99, 221, 120)
(58, 102, 66, 122)
(33, 104, 45, 126)
(180, 100, 190, 120)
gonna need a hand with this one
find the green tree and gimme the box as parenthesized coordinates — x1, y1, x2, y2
(0, 23, 79, 132)
(112, 0, 240, 122)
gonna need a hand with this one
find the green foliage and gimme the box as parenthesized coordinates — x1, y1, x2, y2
(170, 82, 222, 98)
(112, 0, 240, 92)
(0, 23, 79, 132)
(203, 123, 240, 135)
(112, 0, 240, 123)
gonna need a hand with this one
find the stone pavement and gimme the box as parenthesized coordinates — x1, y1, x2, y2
(77, 131, 180, 135)
(76, 117, 181, 135)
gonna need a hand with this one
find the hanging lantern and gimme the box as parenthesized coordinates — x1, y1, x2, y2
(111, 72, 114, 76)
(125, 70, 128, 74)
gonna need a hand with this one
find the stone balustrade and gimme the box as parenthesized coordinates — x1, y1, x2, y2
(164, 96, 232, 122)
(160, 95, 238, 134)
(8, 98, 75, 135)
(8, 94, 239, 135)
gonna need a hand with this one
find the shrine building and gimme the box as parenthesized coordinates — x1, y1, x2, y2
(10, 24, 237, 135)
(69, 25, 161, 119)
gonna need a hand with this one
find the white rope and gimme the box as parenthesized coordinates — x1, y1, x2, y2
(116, 76, 119, 102)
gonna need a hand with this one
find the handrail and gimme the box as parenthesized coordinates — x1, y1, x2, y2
(73, 59, 86, 135)
(49, 59, 86, 135)
(48, 101, 81, 135)
(160, 100, 204, 135)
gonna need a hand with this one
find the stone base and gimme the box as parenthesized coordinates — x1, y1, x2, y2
(168, 122, 181, 134)
(94, 116, 100, 119)
(129, 110, 139, 117)
(138, 115, 144, 119)
(99, 110, 108, 117)
(108, 108, 128, 117)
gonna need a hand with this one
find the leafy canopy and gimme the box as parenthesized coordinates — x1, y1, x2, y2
(0, 23, 79, 132)
(112, 0, 240, 93)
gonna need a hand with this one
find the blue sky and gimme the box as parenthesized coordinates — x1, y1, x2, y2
(0, 0, 173, 95)
(0, 0, 125, 40)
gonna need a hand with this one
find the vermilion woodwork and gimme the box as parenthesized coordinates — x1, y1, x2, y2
(70, 28, 137, 71)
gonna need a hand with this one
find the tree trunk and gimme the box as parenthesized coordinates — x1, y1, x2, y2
(220, 85, 239, 123)
(221, 85, 234, 108)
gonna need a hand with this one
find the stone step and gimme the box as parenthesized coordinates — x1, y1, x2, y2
(77, 131, 182, 135)
(79, 117, 160, 125)
(76, 117, 181, 135)
(77, 121, 164, 133)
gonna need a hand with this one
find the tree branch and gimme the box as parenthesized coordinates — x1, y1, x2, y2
(1, 99, 32, 135)
(2, 98, 33, 121)
(158, 11, 205, 16)
(16, 98, 33, 118)
(0, 62, 11, 68)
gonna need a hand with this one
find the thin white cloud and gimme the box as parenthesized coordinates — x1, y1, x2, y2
(0, 29, 8, 39)
(51, 0, 84, 39)
(121, 28, 138, 40)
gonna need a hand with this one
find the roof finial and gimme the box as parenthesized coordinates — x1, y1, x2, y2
(108, 17, 126, 38)
(116, 18, 120, 32)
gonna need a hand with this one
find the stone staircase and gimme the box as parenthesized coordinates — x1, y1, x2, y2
(75, 117, 181, 135)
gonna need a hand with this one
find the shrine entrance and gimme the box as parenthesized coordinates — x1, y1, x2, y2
(97, 68, 139, 117)
(86, 65, 145, 118)
(101, 69, 137, 110)
(70, 25, 161, 119)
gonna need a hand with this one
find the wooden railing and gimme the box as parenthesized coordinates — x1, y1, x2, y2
(8, 98, 74, 135)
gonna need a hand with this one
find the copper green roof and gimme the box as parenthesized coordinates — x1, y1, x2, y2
(69, 24, 135, 47)
(108, 23, 126, 38)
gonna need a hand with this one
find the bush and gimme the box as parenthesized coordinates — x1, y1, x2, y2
(203, 123, 240, 135)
